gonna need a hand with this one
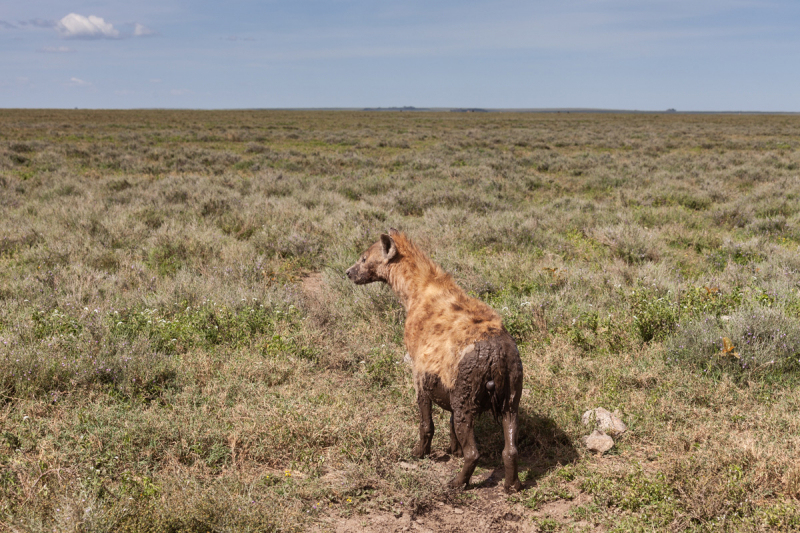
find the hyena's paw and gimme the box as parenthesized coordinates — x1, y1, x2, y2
(503, 479, 523, 494)
(411, 443, 429, 459)
(447, 477, 467, 490)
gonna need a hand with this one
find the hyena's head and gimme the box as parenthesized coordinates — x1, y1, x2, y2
(345, 229, 399, 285)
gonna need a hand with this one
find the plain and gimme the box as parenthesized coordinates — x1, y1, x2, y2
(1, 110, 800, 532)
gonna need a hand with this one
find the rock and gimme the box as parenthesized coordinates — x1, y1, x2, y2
(583, 429, 614, 454)
(582, 407, 627, 437)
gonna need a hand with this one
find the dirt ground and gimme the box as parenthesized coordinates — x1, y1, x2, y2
(311, 453, 601, 533)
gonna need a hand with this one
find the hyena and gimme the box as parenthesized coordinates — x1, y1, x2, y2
(346, 229, 523, 492)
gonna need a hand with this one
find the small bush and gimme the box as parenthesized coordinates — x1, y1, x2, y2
(594, 224, 659, 264)
(630, 288, 680, 343)
(666, 305, 800, 379)
(630, 285, 742, 343)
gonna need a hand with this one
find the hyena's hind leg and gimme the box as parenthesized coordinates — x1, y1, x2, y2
(411, 393, 434, 458)
(501, 354, 524, 492)
(502, 409, 522, 492)
(448, 406, 479, 489)
(447, 413, 463, 457)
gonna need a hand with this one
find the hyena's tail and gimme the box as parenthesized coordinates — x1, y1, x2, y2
(487, 339, 522, 423)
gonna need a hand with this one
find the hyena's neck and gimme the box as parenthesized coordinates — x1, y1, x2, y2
(385, 259, 457, 311)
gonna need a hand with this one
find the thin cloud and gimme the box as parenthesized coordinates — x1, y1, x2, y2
(67, 77, 92, 87)
(133, 23, 156, 37)
(20, 18, 55, 29)
(37, 46, 75, 53)
(57, 14, 120, 39)
(0, 20, 16, 30)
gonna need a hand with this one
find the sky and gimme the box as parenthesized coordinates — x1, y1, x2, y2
(1, 0, 799, 111)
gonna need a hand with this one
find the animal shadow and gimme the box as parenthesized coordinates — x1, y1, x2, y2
(473, 410, 577, 490)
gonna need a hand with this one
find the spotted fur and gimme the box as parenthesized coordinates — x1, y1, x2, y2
(346, 230, 504, 389)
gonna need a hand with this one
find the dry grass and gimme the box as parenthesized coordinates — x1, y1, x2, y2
(2, 109, 800, 531)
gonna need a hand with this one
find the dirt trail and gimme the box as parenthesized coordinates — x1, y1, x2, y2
(302, 272, 325, 299)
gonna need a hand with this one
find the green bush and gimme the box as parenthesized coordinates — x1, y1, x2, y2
(630, 285, 743, 343)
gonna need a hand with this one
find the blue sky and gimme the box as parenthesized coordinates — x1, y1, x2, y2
(2, 1, 799, 110)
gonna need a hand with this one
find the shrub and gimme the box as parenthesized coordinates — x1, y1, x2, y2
(594, 224, 659, 264)
(630, 288, 681, 343)
(666, 305, 800, 379)
(630, 285, 743, 343)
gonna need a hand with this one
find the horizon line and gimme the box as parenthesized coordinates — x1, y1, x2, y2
(2, 107, 800, 115)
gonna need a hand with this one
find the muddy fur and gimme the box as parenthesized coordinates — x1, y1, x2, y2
(346, 230, 524, 492)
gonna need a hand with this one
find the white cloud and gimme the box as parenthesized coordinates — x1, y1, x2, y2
(57, 13, 119, 39)
(67, 77, 92, 87)
(37, 46, 75, 53)
(133, 23, 155, 37)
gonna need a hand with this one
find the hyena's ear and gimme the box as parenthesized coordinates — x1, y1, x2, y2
(388, 227, 400, 236)
(380, 233, 397, 262)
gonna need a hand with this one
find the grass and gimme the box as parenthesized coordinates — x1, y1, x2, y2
(1, 109, 800, 531)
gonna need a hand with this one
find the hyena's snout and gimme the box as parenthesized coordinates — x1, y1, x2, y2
(345, 264, 357, 281)
(345, 263, 371, 284)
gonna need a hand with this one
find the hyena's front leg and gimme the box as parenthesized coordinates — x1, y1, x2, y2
(411, 392, 433, 458)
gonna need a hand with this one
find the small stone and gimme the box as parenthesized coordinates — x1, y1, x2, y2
(582, 407, 627, 437)
(399, 461, 418, 470)
(583, 429, 614, 454)
(453, 508, 463, 514)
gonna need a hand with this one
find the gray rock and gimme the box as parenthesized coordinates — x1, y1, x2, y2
(582, 407, 627, 437)
(583, 429, 614, 454)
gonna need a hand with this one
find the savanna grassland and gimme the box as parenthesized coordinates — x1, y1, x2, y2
(2, 109, 800, 532)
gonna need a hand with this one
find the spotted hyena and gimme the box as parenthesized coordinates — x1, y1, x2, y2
(346, 229, 523, 492)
